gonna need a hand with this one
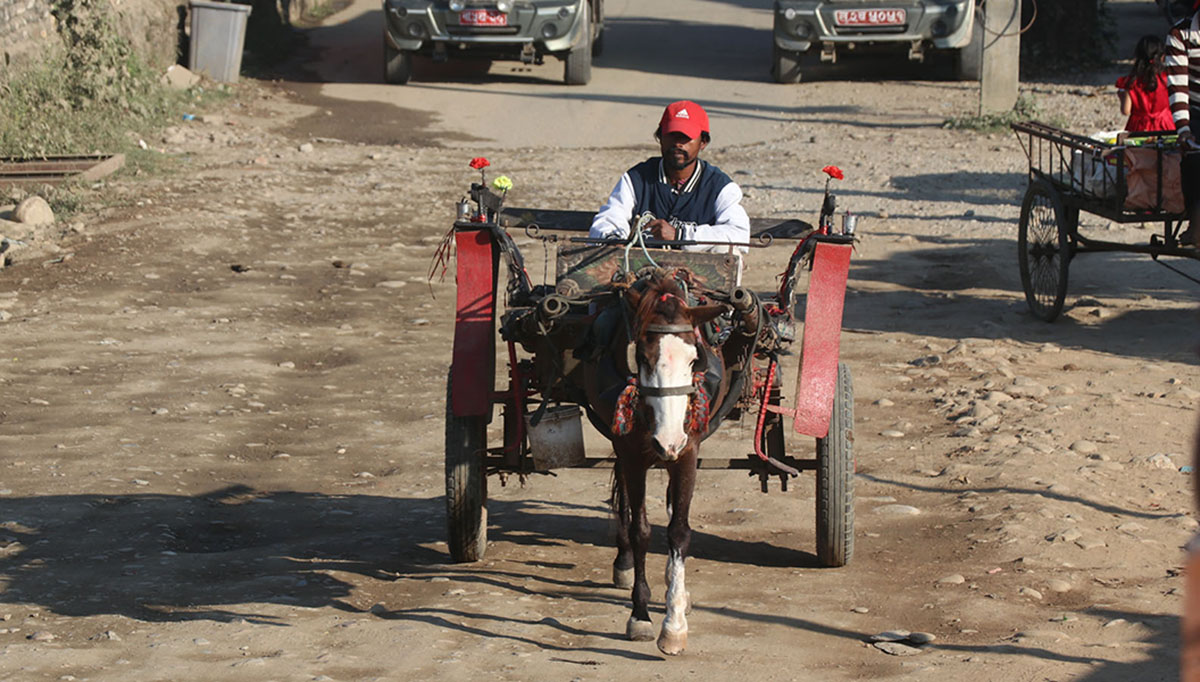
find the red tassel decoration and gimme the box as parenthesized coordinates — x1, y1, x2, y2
(612, 377, 639, 436)
(687, 372, 710, 434)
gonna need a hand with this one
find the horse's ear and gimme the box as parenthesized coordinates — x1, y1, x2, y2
(688, 303, 728, 327)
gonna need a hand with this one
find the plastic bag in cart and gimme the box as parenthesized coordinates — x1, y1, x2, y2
(1070, 149, 1118, 198)
(1123, 146, 1184, 213)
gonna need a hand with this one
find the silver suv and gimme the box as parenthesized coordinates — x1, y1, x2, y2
(772, 0, 980, 82)
(383, 0, 604, 85)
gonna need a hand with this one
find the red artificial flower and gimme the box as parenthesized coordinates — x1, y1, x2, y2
(469, 157, 490, 170)
(822, 165, 844, 180)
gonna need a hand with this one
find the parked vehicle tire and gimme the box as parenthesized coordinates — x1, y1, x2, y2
(815, 362, 854, 568)
(445, 369, 488, 562)
(1017, 180, 1072, 322)
(564, 10, 593, 85)
(954, 8, 984, 81)
(591, 0, 605, 57)
(384, 40, 413, 85)
(772, 45, 803, 84)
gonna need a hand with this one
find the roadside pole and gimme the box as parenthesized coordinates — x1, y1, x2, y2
(979, 0, 1020, 114)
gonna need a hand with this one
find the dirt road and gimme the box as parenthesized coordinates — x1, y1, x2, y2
(0, 0, 1196, 680)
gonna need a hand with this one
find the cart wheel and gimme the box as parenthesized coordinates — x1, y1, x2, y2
(1018, 181, 1071, 322)
(445, 369, 488, 562)
(815, 362, 854, 568)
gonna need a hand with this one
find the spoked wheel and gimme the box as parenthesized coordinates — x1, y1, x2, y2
(1017, 181, 1072, 322)
(445, 369, 488, 562)
(815, 362, 854, 568)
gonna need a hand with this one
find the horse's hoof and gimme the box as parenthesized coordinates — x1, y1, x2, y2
(613, 567, 634, 590)
(657, 629, 688, 655)
(627, 618, 655, 641)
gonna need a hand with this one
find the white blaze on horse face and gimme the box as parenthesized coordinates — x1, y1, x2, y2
(641, 334, 696, 461)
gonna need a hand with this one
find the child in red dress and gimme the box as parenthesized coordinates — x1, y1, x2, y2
(1117, 35, 1174, 133)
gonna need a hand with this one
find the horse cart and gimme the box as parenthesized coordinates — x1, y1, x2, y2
(1011, 121, 1198, 322)
(438, 160, 857, 653)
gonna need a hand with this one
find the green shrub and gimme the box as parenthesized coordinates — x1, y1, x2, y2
(0, 0, 224, 159)
(943, 95, 1057, 133)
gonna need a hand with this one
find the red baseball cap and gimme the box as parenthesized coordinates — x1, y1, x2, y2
(658, 100, 709, 139)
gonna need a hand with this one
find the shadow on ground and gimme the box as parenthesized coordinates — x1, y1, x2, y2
(0, 485, 815, 624)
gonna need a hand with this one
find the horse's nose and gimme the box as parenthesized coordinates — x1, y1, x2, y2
(653, 434, 687, 462)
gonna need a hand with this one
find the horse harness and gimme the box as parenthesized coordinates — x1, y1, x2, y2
(637, 322, 703, 397)
(612, 321, 712, 436)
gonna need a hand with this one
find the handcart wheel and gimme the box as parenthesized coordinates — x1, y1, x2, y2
(815, 362, 854, 568)
(445, 369, 488, 562)
(1017, 181, 1071, 322)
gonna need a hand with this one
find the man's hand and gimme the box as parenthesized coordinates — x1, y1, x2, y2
(647, 219, 676, 241)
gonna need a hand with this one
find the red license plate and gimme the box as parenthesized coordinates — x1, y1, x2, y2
(834, 8, 906, 26)
(460, 9, 507, 26)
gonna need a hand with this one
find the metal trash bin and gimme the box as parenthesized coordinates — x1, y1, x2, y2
(188, 0, 252, 83)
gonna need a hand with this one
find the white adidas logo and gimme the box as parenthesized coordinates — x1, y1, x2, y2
(675, 108, 690, 119)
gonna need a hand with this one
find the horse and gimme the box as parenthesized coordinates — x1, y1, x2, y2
(583, 271, 750, 655)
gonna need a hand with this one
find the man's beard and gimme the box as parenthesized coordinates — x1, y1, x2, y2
(664, 149, 696, 171)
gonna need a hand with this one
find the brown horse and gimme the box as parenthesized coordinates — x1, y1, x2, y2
(586, 272, 737, 655)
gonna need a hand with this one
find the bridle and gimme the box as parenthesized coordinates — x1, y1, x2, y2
(612, 317, 712, 437)
(639, 322, 699, 397)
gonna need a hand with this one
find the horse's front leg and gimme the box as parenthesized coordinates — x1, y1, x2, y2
(659, 453, 697, 655)
(620, 454, 655, 642)
(612, 461, 635, 589)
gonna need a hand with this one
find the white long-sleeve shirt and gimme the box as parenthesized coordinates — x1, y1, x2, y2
(590, 159, 750, 253)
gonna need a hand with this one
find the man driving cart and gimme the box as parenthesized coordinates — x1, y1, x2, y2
(590, 100, 751, 253)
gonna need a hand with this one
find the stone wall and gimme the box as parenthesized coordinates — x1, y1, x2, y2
(0, 0, 59, 68)
(0, 0, 187, 74)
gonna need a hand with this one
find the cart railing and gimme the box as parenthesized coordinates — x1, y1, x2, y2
(1011, 120, 1185, 221)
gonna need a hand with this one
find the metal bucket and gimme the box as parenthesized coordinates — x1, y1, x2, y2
(527, 405, 586, 471)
